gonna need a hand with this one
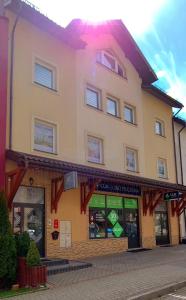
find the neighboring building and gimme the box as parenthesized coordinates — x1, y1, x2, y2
(1, 0, 186, 259)
(174, 116, 186, 240)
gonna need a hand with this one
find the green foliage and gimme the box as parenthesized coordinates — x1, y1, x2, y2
(0, 192, 17, 288)
(26, 241, 40, 267)
(15, 231, 30, 257)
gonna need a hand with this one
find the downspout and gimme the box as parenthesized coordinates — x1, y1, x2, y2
(9, 2, 22, 150)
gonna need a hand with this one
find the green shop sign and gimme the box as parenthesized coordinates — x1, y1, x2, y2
(89, 194, 105, 208)
(124, 198, 138, 209)
(112, 222, 123, 237)
(107, 210, 119, 225)
(107, 196, 123, 208)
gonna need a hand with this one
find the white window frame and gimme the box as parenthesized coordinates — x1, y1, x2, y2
(87, 135, 103, 164)
(34, 60, 56, 90)
(96, 50, 127, 78)
(33, 119, 57, 154)
(85, 86, 101, 110)
(157, 158, 167, 178)
(126, 148, 138, 172)
(107, 97, 119, 117)
(124, 104, 135, 124)
(155, 120, 165, 136)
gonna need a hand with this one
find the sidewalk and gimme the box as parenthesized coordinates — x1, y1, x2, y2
(13, 245, 186, 300)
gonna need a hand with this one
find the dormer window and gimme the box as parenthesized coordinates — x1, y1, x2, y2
(96, 50, 126, 78)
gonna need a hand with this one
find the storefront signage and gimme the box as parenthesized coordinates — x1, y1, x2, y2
(96, 182, 141, 196)
(124, 198, 138, 209)
(112, 222, 123, 238)
(164, 191, 183, 201)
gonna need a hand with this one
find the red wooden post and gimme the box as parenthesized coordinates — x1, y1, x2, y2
(0, 16, 9, 191)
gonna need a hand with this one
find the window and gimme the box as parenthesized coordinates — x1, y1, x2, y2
(96, 50, 126, 78)
(89, 194, 138, 239)
(126, 148, 138, 172)
(107, 97, 119, 117)
(124, 105, 135, 124)
(157, 158, 167, 178)
(87, 136, 103, 164)
(86, 87, 101, 109)
(155, 120, 164, 136)
(34, 62, 55, 90)
(34, 119, 57, 154)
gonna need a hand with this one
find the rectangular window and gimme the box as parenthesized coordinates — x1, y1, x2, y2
(107, 97, 119, 117)
(86, 87, 101, 109)
(87, 136, 103, 164)
(34, 119, 56, 154)
(155, 120, 164, 136)
(157, 158, 167, 178)
(126, 148, 138, 172)
(124, 105, 135, 124)
(34, 62, 55, 89)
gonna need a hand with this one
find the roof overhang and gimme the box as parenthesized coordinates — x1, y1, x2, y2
(142, 84, 184, 109)
(6, 150, 186, 192)
(173, 116, 186, 126)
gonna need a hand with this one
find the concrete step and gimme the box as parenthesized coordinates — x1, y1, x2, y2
(47, 260, 92, 276)
(41, 258, 69, 267)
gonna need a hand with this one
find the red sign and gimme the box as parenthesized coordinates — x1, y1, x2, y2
(54, 219, 59, 229)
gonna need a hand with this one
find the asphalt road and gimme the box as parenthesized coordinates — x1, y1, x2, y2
(155, 286, 186, 299)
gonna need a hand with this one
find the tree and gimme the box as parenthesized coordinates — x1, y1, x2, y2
(26, 240, 40, 267)
(0, 192, 17, 288)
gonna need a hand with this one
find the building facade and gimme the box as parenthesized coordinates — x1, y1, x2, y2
(1, 0, 186, 259)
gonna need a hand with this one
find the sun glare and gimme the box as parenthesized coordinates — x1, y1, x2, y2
(29, 0, 167, 36)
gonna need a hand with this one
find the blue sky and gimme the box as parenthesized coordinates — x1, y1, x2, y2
(28, 0, 186, 119)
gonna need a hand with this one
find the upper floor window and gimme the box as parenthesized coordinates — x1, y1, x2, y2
(34, 61, 56, 90)
(155, 120, 164, 136)
(96, 50, 126, 78)
(86, 87, 101, 110)
(87, 135, 103, 164)
(107, 97, 119, 117)
(126, 148, 138, 172)
(157, 158, 167, 178)
(34, 119, 57, 154)
(124, 105, 135, 124)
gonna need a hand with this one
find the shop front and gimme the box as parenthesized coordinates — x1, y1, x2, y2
(5, 150, 186, 259)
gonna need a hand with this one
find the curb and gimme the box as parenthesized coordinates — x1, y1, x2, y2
(128, 280, 186, 300)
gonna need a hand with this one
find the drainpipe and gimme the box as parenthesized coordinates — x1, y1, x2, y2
(178, 124, 186, 185)
(9, 2, 22, 150)
(0, 11, 9, 190)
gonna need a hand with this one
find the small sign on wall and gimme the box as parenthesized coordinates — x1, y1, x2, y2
(54, 219, 59, 229)
(60, 221, 72, 248)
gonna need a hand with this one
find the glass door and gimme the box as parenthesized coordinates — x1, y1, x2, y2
(124, 209, 140, 248)
(155, 212, 169, 245)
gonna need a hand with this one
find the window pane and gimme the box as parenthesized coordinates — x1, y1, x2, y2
(155, 121, 163, 135)
(86, 88, 99, 108)
(158, 160, 166, 177)
(89, 209, 106, 238)
(34, 121, 55, 153)
(35, 63, 53, 88)
(103, 53, 115, 70)
(127, 149, 137, 171)
(88, 136, 102, 163)
(107, 98, 117, 116)
(124, 106, 134, 123)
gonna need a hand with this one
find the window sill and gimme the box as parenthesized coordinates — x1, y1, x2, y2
(124, 120, 137, 126)
(87, 160, 105, 166)
(33, 148, 58, 156)
(158, 175, 168, 180)
(107, 112, 121, 119)
(155, 133, 166, 138)
(86, 104, 103, 112)
(126, 169, 140, 174)
(33, 81, 58, 93)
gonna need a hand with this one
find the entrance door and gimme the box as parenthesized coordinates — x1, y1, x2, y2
(124, 209, 140, 249)
(155, 202, 169, 245)
(13, 186, 45, 256)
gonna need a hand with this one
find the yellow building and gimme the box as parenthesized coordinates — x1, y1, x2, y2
(3, 1, 186, 259)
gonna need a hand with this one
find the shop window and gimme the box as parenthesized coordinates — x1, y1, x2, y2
(87, 135, 103, 164)
(124, 105, 136, 124)
(96, 50, 127, 78)
(86, 86, 101, 109)
(107, 97, 119, 117)
(34, 61, 56, 90)
(155, 120, 165, 136)
(34, 119, 57, 154)
(157, 158, 167, 178)
(126, 148, 138, 172)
